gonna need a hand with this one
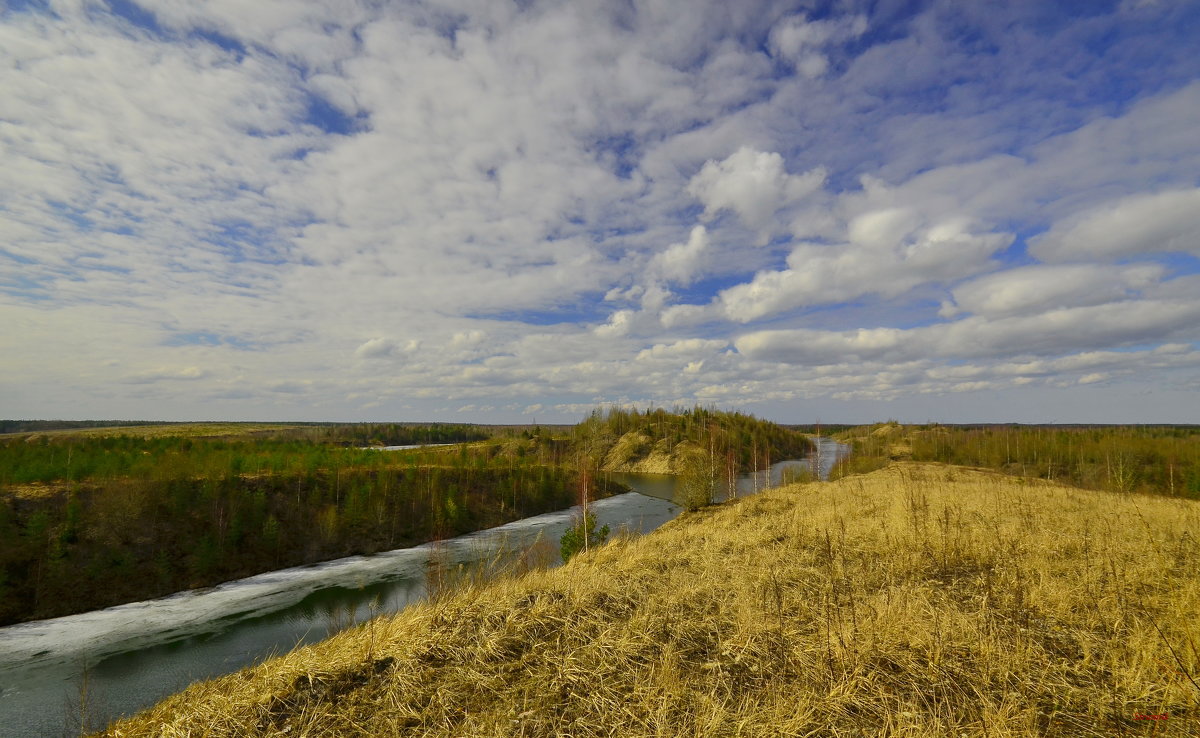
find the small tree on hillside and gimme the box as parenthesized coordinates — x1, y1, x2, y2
(674, 446, 715, 511)
(560, 511, 610, 562)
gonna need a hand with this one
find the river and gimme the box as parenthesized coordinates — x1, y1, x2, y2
(0, 438, 847, 737)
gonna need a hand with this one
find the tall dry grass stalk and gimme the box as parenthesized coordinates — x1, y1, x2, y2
(100, 463, 1199, 737)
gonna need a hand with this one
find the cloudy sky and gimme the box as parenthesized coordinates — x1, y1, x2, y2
(3, 0, 1200, 424)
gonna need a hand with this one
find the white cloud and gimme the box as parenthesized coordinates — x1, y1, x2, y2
(594, 310, 635, 338)
(126, 366, 209, 383)
(687, 147, 826, 239)
(847, 208, 922, 248)
(450, 330, 487, 348)
(3, 2, 1200, 423)
(660, 303, 717, 329)
(768, 14, 868, 79)
(1030, 188, 1200, 262)
(354, 337, 419, 360)
(944, 263, 1165, 318)
(635, 338, 728, 362)
(651, 225, 710, 284)
(355, 338, 396, 359)
(715, 218, 1010, 322)
(735, 298, 1200, 366)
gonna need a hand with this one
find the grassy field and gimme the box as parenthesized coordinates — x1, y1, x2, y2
(99, 463, 1199, 737)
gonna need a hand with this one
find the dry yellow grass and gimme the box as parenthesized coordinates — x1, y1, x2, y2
(602, 432, 678, 474)
(100, 463, 1200, 737)
(3, 481, 70, 500)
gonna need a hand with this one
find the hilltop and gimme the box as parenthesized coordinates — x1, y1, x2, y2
(101, 464, 1199, 737)
(576, 406, 813, 475)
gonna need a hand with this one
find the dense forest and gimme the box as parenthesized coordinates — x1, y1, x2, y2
(0, 410, 811, 625)
(834, 423, 1200, 499)
(308, 423, 491, 447)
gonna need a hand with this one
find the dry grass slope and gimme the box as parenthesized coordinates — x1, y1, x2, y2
(101, 464, 1200, 737)
(602, 432, 679, 474)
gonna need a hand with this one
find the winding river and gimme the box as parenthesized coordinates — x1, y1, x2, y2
(0, 438, 847, 737)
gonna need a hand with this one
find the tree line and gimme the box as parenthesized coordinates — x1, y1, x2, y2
(833, 423, 1200, 498)
(0, 427, 484, 487)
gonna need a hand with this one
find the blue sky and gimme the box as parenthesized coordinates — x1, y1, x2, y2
(2, 0, 1200, 424)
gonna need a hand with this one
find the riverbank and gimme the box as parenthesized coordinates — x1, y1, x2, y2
(99, 463, 1200, 737)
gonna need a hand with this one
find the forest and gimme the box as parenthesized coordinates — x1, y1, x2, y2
(0, 423, 490, 486)
(0, 410, 810, 625)
(573, 406, 813, 472)
(833, 422, 1200, 498)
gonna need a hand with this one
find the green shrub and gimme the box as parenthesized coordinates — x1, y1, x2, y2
(560, 511, 610, 562)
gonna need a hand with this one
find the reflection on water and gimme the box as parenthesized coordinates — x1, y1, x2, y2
(0, 438, 847, 737)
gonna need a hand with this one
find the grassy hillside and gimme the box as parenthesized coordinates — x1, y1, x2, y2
(100, 464, 1199, 737)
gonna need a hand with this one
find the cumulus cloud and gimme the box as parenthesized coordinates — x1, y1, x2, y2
(4, 1, 1200, 422)
(687, 147, 826, 239)
(715, 217, 1011, 322)
(735, 298, 1200, 365)
(594, 310, 636, 338)
(1029, 188, 1200, 262)
(659, 302, 717, 329)
(943, 263, 1166, 318)
(354, 337, 419, 360)
(635, 338, 729, 361)
(847, 208, 924, 248)
(450, 330, 487, 348)
(354, 338, 396, 359)
(651, 225, 710, 284)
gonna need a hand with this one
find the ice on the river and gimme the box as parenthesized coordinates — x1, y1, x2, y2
(0, 494, 635, 674)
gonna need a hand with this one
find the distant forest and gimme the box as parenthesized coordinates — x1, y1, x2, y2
(0, 420, 179, 434)
(0, 419, 496, 438)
